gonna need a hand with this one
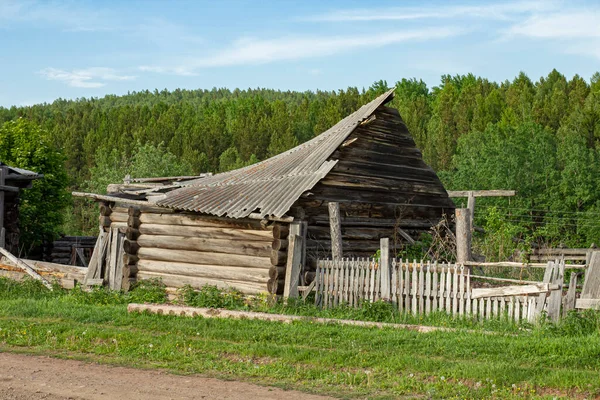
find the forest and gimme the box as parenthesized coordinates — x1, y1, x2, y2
(0, 69, 599, 258)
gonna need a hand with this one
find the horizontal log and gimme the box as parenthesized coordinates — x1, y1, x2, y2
(51, 246, 73, 252)
(138, 212, 269, 230)
(126, 228, 140, 241)
(136, 234, 272, 257)
(99, 216, 112, 227)
(137, 247, 271, 269)
(99, 204, 112, 216)
(273, 225, 289, 239)
(308, 216, 436, 229)
(447, 190, 516, 198)
(128, 217, 142, 229)
(137, 260, 269, 284)
(128, 207, 142, 217)
(138, 223, 272, 241)
(136, 271, 266, 295)
(272, 239, 288, 251)
(270, 250, 287, 266)
(269, 266, 286, 280)
(267, 277, 285, 294)
(0, 259, 86, 282)
(108, 212, 128, 223)
(123, 239, 139, 255)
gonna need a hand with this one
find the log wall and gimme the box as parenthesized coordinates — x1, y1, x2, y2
(295, 106, 455, 263)
(120, 206, 274, 295)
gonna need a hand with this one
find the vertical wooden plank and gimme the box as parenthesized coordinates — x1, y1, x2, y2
(452, 265, 459, 316)
(107, 227, 119, 287)
(324, 260, 330, 309)
(492, 298, 499, 318)
(465, 267, 471, 316)
(380, 238, 391, 301)
(314, 261, 322, 306)
(410, 260, 419, 315)
(439, 265, 446, 311)
(508, 297, 514, 320)
(563, 272, 579, 317)
(369, 259, 375, 302)
(112, 233, 125, 291)
(500, 298, 506, 320)
(486, 297, 492, 320)
(459, 265, 465, 316)
(348, 259, 354, 307)
(528, 297, 537, 323)
(391, 258, 397, 307)
(404, 260, 411, 313)
(83, 229, 105, 285)
(445, 265, 452, 314)
(328, 202, 343, 260)
(548, 260, 565, 322)
(479, 296, 485, 320)
(418, 261, 425, 314)
(514, 297, 521, 323)
(472, 298, 478, 320)
(375, 259, 381, 302)
(283, 232, 304, 299)
(425, 261, 432, 315)
(536, 261, 555, 316)
(334, 259, 340, 307)
(432, 263, 438, 313)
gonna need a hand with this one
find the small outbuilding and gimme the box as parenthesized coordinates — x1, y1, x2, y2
(78, 89, 454, 294)
(0, 162, 42, 254)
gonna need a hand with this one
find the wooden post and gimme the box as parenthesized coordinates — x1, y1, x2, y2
(0, 166, 6, 248)
(466, 191, 475, 233)
(455, 208, 471, 264)
(380, 238, 391, 301)
(328, 202, 343, 260)
(283, 222, 304, 299)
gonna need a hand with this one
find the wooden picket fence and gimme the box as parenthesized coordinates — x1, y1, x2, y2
(315, 258, 565, 322)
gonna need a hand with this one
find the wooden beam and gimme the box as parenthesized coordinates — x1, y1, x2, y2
(455, 208, 471, 264)
(283, 232, 303, 299)
(0, 184, 19, 193)
(72, 192, 150, 206)
(447, 190, 516, 197)
(328, 202, 343, 260)
(575, 298, 600, 310)
(0, 247, 53, 290)
(471, 283, 553, 299)
(380, 238, 391, 301)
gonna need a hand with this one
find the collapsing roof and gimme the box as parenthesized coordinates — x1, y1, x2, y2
(156, 89, 399, 218)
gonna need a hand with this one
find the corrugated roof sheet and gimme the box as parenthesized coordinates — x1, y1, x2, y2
(156, 89, 396, 218)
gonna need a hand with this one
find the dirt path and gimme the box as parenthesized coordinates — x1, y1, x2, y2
(0, 352, 333, 400)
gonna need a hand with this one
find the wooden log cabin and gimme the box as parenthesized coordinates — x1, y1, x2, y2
(79, 89, 454, 295)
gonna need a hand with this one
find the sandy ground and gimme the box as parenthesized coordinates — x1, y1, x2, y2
(0, 352, 333, 400)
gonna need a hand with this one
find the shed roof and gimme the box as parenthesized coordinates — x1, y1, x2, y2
(156, 89, 396, 218)
(0, 162, 43, 180)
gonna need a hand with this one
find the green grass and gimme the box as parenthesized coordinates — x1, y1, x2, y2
(0, 277, 599, 399)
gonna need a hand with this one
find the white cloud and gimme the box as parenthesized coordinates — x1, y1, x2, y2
(39, 67, 136, 88)
(141, 27, 464, 75)
(308, 1, 554, 22)
(506, 11, 600, 39)
(505, 9, 600, 59)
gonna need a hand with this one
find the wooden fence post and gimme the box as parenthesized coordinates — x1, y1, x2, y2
(467, 191, 475, 233)
(328, 202, 343, 260)
(283, 222, 304, 299)
(380, 238, 391, 301)
(456, 208, 471, 264)
(0, 166, 6, 248)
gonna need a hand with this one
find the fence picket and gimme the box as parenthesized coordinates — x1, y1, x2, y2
(418, 262, 425, 314)
(459, 266, 465, 316)
(425, 261, 432, 315)
(438, 265, 445, 311)
(432, 263, 438, 313)
(514, 297, 520, 322)
(411, 261, 418, 315)
(445, 265, 452, 314)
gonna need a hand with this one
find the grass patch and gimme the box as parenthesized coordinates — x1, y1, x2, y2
(0, 277, 599, 399)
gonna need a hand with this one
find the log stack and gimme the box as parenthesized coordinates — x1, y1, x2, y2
(267, 223, 289, 294)
(47, 236, 97, 266)
(132, 209, 274, 295)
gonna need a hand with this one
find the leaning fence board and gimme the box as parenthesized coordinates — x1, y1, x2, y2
(471, 284, 552, 299)
(0, 248, 53, 290)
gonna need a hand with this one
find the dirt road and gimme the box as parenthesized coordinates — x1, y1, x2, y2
(0, 352, 333, 400)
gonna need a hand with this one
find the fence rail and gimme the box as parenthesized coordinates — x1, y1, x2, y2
(315, 258, 565, 322)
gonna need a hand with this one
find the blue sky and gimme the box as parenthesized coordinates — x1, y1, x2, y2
(1, 0, 599, 107)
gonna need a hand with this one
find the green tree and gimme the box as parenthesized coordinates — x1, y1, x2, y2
(0, 119, 69, 251)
